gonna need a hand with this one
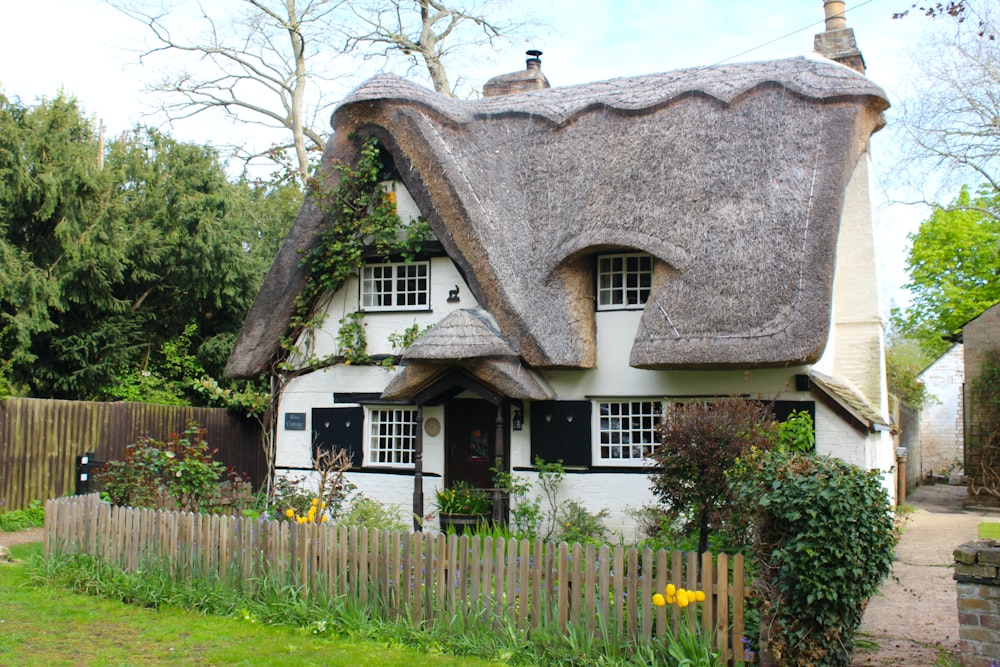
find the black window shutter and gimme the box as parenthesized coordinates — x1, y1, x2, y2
(530, 401, 592, 468)
(772, 400, 816, 424)
(312, 406, 364, 467)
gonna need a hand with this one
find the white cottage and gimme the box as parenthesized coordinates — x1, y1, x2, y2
(226, 6, 897, 535)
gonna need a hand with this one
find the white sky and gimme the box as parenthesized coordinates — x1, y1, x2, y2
(0, 0, 945, 314)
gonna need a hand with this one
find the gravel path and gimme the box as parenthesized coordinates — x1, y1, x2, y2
(851, 484, 991, 666)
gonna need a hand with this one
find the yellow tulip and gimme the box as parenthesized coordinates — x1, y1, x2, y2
(285, 508, 295, 519)
(677, 590, 689, 608)
(652, 593, 665, 607)
(666, 584, 676, 596)
(694, 590, 706, 602)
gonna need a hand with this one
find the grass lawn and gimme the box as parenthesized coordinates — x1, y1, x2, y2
(979, 522, 1000, 540)
(0, 543, 506, 667)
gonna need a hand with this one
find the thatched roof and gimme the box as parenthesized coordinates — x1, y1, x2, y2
(382, 358, 553, 402)
(226, 56, 888, 378)
(403, 309, 516, 361)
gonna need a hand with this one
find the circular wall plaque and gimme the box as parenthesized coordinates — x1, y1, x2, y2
(424, 417, 441, 437)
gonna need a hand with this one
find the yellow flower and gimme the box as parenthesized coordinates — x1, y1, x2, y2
(320, 516, 328, 523)
(285, 508, 295, 519)
(652, 593, 666, 607)
(296, 516, 306, 524)
(666, 594, 676, 605)
(694, 590, 706, 602)
(677, 590, 689, 608)
(666, 584, 676, 596)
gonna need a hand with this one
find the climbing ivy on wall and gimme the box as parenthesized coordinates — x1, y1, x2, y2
(296, 137, 431, 323)
(279, 136, 432, 369)
(969, 349, 1000, 497)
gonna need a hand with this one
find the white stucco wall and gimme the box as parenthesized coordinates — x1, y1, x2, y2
(918, 345, 965, 477)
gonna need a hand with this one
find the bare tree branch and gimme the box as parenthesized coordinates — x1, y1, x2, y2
(109, 0, 351, 178)
(894, 0, 1000, 197)
(343, 0, 527, 96)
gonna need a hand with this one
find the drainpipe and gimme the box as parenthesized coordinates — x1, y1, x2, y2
(896, 446, 908, 506)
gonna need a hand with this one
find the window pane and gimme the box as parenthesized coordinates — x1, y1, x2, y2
(369, 408, 416, 465)
(596, 400, 661, 462)
(360, 262, 430, 311)
(596, 253, 653, 311)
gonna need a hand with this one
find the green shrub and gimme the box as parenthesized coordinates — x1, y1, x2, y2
(337, 495, 407, 531)
(555, 499, 610, 546)
(0, 499, 45, 531)
(97, 422, 250, 512)
(735, 451, 895, 667)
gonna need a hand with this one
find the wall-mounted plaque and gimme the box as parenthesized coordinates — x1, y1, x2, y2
(284, 412, 306, 430)
(424, 417, 441, 437)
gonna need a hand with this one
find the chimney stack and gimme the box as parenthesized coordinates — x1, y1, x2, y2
(814, 0, 866, 74)
(823, 0, 847, 31)
(483, 50, 551, 98)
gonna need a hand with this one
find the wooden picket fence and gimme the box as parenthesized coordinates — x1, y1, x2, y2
(45, 495, 753, 664)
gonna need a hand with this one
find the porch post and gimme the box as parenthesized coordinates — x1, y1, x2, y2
(413, 404, 424, 532)
(494, 401, 505, 523)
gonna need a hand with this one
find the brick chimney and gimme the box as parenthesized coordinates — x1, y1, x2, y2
(483, 50, 551, 97)
(814, 0, 866, 74)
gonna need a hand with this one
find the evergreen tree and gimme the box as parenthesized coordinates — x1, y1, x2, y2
(0, 93, 297, 402)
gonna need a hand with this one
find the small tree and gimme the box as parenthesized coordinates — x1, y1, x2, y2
(648, 398, 779, 555)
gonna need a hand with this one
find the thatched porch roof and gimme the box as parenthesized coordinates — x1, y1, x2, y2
(226, 56, 888, 379)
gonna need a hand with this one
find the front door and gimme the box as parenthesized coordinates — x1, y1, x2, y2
(445, 399, 502, 491)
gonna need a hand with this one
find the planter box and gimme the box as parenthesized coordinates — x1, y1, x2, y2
(438, 513, 489, 535)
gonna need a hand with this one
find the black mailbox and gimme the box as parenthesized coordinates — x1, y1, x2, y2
(75, 452, 106, 495)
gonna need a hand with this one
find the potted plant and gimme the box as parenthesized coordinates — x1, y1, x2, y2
(435, 481, 492, 534)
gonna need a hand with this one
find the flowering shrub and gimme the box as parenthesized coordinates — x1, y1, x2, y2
(285, 497, 328, 524)
(651, 584, 722, 667)
(652, 583, 707, 609)
(435, 481, 491, 514)
(97, 422, 249, 512)
(270, 449, 355, 522)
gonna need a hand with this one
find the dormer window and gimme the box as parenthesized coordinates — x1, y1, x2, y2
(361, 261, 430, 311)
(597, 253, 652, 310)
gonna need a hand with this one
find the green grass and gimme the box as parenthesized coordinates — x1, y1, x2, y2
(979, 521, 1000, 540)
(0, 544, 507, 667)
(0, 500, 45, 532)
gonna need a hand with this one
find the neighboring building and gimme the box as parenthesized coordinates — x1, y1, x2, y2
(226, 5, 896, 535)
(962, 302, 1000, 498)
(917, 345, 965, 480)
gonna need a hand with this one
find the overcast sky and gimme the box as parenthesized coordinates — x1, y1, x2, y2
(0, 0, 942, 313)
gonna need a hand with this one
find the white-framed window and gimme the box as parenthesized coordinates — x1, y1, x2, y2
(367, 407, 417, 466)
(595, 399, 663, 464)
(361, 261, 430, 311)
(597, 253, 653, 310)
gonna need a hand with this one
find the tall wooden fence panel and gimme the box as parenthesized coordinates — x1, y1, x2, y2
(45, 496, 752, 665)
(1, 398, 264, 510)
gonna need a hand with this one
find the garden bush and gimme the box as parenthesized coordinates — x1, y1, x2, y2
(0, 499, 45, 531)
(97, 422, 250, 512)
(734, 451, 895, 667)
